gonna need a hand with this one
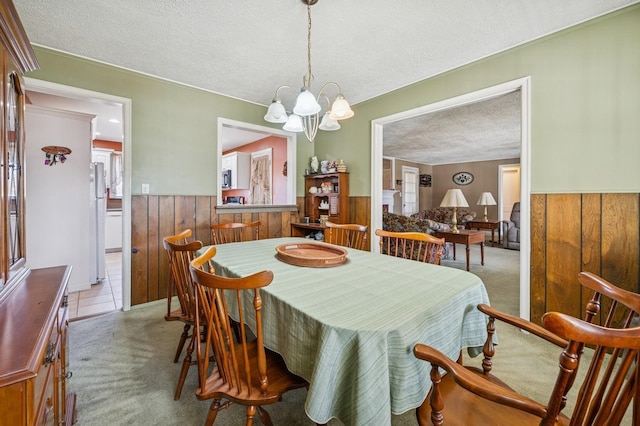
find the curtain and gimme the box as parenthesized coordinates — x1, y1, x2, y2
(110, 152, 123, 198)
(250, 153, 271, 204)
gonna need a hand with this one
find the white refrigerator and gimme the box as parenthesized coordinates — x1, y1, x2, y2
(89, 162, 107, 283)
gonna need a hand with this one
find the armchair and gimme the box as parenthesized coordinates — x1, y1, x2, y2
(413, 272, 640, 425)
(502, 202, 520, 250)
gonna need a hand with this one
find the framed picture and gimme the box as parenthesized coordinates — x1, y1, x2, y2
(419, 174, 432, 187)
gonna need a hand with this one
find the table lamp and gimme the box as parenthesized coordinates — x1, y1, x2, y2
(477, 192, 497, 222)
(440, 189, 469, 233)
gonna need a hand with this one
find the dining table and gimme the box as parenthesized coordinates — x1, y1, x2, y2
(202, 237, 491, 426)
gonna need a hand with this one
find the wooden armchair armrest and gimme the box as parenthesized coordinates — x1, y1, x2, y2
(413, 344, 548, 419)
(477, 304, 568, 348)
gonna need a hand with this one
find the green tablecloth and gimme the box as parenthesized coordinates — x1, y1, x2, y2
(204, 237, 490, 426)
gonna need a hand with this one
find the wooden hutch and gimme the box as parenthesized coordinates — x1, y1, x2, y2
(0, 1, 76, 425)
(291, 172, 349, 238)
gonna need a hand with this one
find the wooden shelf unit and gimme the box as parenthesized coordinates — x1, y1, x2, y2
(304, 172, 349, 224)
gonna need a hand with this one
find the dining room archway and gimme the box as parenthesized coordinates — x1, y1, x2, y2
(370, 76, 532, 320)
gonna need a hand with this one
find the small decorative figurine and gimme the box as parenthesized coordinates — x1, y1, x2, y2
(337, 159, 347, 172)
(310, 156, 319, 173)
(320, 160, 329, 173)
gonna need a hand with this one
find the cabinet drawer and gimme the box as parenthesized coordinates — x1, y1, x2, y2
(33, 324, 60, 425)
(35, 361, 56, 426)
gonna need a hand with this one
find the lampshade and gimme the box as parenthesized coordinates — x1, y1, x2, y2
(318, 112, 341, 131)
(263, 100, 288, 123)
(477, 191, 496, 222)
(328, 95, 354, 120)
(293, 89, 322, 116)
(477, 192, 497, 206)
(440, 189, 469, 208)
(283, 114, 304, 132)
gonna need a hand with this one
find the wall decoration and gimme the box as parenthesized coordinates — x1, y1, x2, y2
(419, 174, 432, 187)
(42, 146, 71, 166)
(452, 171, 474, 185)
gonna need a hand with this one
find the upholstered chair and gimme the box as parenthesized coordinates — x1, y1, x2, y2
(502, 202, 520, 250)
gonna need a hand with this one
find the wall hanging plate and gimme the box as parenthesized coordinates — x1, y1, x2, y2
(452, 171, 474, 185)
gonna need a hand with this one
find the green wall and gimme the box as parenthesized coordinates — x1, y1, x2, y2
(27, 4, 639, 197)
(26, 48, 313, 196)
(315, 4, 640, 195)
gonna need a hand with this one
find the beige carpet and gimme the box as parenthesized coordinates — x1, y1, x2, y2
(68, 245, 630, 425)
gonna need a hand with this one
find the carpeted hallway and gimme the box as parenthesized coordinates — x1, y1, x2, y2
(67, 245, 631, 425)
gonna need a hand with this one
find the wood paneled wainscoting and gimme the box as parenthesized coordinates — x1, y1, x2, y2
(130, 195, 371, 306)
(531, 193, 639, 326)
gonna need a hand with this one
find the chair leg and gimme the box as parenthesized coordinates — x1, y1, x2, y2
(256, 406, 272, 426)
(174, 333, 196, 400)
(174, 323, 191, 363)
(205, 399, 223, 426)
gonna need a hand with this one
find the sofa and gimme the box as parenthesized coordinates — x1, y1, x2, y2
(382, 211, 452, 258)
(410, 207, 477, 228)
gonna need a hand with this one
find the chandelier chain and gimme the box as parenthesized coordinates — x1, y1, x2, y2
(306, 1, 312, 87)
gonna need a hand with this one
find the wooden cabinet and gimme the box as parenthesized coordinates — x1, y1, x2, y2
(304, 172, 349, 224)
(0, 3, 76, 425)
(222, 151, 250, 190)
(0, 266, 75, 425)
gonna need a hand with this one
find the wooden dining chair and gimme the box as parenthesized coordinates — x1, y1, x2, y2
(162, 229, 204, 400)
(375, 229, 445, 265)
(189, 246, 309, 426)
(210, 221, 261, 245)
(413, 271, 640, 425)
(324, 221, 368, 250)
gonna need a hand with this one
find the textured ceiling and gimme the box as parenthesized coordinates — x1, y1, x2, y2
(14, 0, 639, 162)
(384, 91, 522, 165)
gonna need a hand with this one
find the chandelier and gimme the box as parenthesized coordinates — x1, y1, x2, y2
(263, 0, 354, 143)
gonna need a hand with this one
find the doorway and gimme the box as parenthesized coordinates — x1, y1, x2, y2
(25, 77, 133, 312)
(401, 166, 419, 216)
(371, 77, 531, 320)
(499, 164, 521, 222)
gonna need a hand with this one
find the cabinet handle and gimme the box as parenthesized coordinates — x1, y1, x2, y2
(65, 371, 73, 379)
(44, 342, 56, 365)
(132, 247, 138, 254)
(62, 294, 69, 307)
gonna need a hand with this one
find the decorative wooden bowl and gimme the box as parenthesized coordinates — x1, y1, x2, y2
(275, 242, 348, 267)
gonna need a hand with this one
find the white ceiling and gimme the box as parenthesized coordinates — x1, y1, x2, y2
(26, 91, 124, 143)
(15, 0, 639, 162)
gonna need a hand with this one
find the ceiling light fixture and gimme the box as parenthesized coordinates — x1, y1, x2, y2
(264, 0, 354, 143)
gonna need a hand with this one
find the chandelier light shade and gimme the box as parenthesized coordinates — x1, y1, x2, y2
(476, 191, 497, 222)
(263, 0, 353, 143)
(264, 100, 288, 123)
(319, 112, 340, 131)
(283, 114, 304, 132)
(440, 188, 469, 233)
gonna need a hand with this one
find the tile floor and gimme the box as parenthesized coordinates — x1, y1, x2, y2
(68, 251, 122, 320)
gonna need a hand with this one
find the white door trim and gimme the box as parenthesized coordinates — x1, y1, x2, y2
(371, 76, 531, 320)
(24, 77, 133, 311)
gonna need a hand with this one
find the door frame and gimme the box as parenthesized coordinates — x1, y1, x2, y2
(371, 76, 531, 320)
(25, 77, 133, 311)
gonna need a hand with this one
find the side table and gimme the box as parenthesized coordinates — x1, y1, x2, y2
(433, 229, 485, 271)
(466, 220, 501, 247)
